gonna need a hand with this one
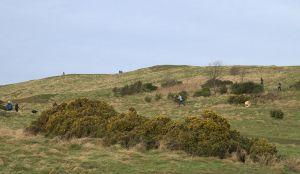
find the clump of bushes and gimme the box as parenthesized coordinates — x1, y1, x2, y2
(231, 82, 264, 94)
(27, 98, 278, 162)
(144, 96, 152, 103)
(160, 78, 182, 88)
(201, 79, 232, 95)
(113, 81, 158, 96)
(26, 98, 118, 137)
(193, 87, 211, 97)
(250, 138, 278, 165)
(270, 109, 284, 119)
(228, 95, 251, 104)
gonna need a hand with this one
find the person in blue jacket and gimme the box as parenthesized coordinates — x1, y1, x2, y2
(6, 101, 13, 111)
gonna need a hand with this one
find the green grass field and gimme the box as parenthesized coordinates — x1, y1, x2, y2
(0, 65, 299, 174)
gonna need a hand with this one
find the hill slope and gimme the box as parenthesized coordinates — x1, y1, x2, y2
(0, 65, 300, 174)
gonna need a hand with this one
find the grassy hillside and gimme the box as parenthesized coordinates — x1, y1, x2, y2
(0, 65, 300, 173)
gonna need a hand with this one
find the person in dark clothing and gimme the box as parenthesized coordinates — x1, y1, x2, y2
(15, 103, 19, 112)
(260, 77, 264, 86)
(278, 82, 282, 91)
(6, 101, 13, 111)
(178, 95, 185, 106)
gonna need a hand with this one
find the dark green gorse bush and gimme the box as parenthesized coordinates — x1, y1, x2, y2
(270, 109, 284, 119)
(231, 82, 264, 94)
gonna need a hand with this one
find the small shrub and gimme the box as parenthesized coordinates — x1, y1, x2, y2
(143, 83, 158, 92)
(250, 138, 278, 165)
(231, 82, 264, 94)
(193, 87, 211, 97)
(270, 109, 284, 119)
(160, 78, 182, 88)
(227, 95, 250, 104)
(155, 93, 162, 101)
(144, 96, 152, 103)
(219, 85, 228, 94)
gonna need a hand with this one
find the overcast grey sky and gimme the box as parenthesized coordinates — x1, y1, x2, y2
(0, 0, 299, 85)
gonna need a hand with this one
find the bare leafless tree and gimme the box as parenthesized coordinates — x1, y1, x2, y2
(239, 67, 247, 82)
(206, 61, 223, 94)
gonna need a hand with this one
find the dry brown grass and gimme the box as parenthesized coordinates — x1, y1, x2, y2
(285, 157, 300, 172)
(0, 128, 30, 140)
(131, 142, 147, 153)
(158, 76, 207, 94)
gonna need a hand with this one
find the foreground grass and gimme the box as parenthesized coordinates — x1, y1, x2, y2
(0, 127, 295, 174)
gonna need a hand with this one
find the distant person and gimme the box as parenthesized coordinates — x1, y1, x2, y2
(260, 77, 264, 86)
(15, 103, 19, 112)
(6, 101, 13, 111)
(278, 82, 282, 91)
(178, 95, 185, 106)
(63, 72, 65, 76)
